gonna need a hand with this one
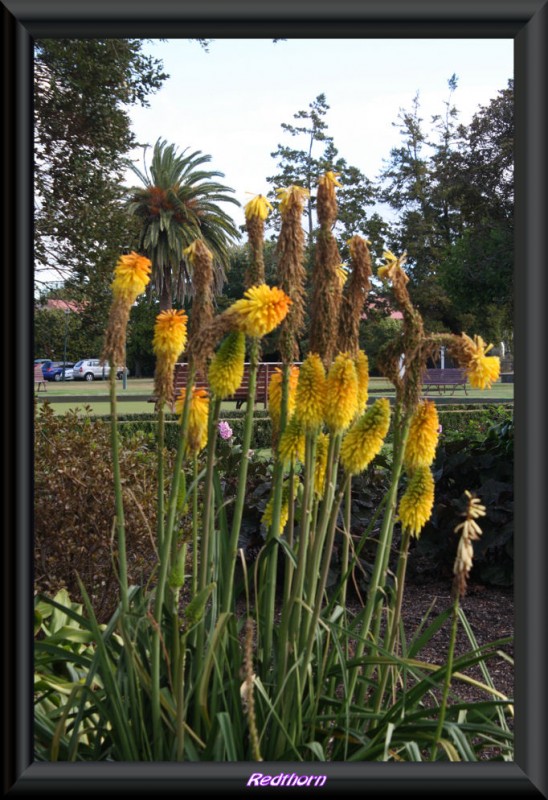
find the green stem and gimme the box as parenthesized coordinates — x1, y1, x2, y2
(340, 478, 352, 611)
(176, 634, 188, 760)
(157, 404, 165, 554)
(192, 456, 199, 597)
(301, 433, 341, 651)
(373, 527, 411, 716)
(151, 365, 195, 759)
(109, 368, 129, 614)
(221, 340, 260, 613)
(300, 473, 349, 679)
(348, 405, 411, 706)
(198, 397, 222, 594)
(278, 432, 316, 687)
(193, 396, 222, 726)
(282, 464, 296, 604)
(431, 592, 460, 759)
(161, 365, 196, 596)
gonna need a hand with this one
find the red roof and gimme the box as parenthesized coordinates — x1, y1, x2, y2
(44, 299, 85, 313)
(361, 300, 403, 321)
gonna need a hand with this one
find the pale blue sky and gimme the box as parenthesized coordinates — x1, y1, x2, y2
(125, 38, 513, 228)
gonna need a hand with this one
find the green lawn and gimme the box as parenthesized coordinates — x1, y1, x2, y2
(35, 375, 513, 416)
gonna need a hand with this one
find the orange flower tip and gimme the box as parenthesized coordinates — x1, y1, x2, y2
(153, 309, 188, 358)
(112, 252, 152, 299)
(228, 284, 291, 338)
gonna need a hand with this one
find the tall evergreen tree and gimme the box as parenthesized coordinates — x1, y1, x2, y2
(267, 94, 378, 248)
(437, 81, 514, 346)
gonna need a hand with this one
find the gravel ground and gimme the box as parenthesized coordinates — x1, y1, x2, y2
(396, 579, 514, 702)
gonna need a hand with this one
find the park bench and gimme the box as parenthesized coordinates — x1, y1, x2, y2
(34, 363, 47, 392)
(422, 368, 468, 395)
(172, 361, 291, 409)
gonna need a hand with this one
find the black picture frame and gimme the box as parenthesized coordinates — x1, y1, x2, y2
(3, 0, 546, 796)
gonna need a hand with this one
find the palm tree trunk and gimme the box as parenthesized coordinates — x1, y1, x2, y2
(159, 270, 172, 311)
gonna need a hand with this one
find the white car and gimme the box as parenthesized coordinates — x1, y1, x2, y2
(73, 359, 129, 381)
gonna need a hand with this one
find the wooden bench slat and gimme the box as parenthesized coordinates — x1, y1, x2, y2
(422, 368, 468, 395)
(172, 361, 288, 408)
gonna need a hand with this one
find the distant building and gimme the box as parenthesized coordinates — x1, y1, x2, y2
(361, 298, 403, 321)
(42, 299, 86, 313)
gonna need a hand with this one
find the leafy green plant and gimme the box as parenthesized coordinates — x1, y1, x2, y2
(35, 180, 513, 763)
(410, 416, 514, 586)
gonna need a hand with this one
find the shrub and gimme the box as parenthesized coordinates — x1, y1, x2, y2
(436, 403, 513, 441)
(34, 402, 171, 619)
(106, 409, 274, 451)
(409, 415, 514, 586)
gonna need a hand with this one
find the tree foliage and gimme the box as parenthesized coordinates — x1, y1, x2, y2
(126, 139, 241, 310)
(267, 94, 378, 247)
(380, 78, 513, 343)
(35, 39, 168, 289)
(437, 81, 514, 343)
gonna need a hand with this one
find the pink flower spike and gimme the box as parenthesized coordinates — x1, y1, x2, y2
(218, 420, 233, 440)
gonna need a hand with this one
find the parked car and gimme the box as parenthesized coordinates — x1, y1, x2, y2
(43, 361, 74, 381)
(73, 359, 129, 381)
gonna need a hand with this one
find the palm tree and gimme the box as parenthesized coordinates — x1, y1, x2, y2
(126, 138, 241, 310)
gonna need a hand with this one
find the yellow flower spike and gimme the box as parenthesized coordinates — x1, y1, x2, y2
(377, 265, 390, 281)
(152, 309, 188, 362)
(275, 185, 310, 217)
(398, 465, 435, 538)
(152, 309, 189, 403)
(319, 171, 342, 189)
(337, 262, 350, 287)
(340, 398, 391, 475)
(208, 332, 246, 399)
(355, 350, 369, 413)
(175, 387, 210, 456)
(183, 238, 214, 270)
(226, 284, 291, 338)
(103, 251, 152, 370)
(314, 432, 330, 498)
(403, 400, 440, 470)
(244, 194, 273, 221)
(278, 416, 306, 464)
(183, 240, 200, 262)
(261, 481, 296, 535)
(294, 353, 326, 431)
(268, 365, 299, 432)
(111, 251, 152, 302)
(461, 333, 501, 389)
(324, 353, 359, 432)
(453, 490, 487, 596)
(378, 250, 409, 283)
